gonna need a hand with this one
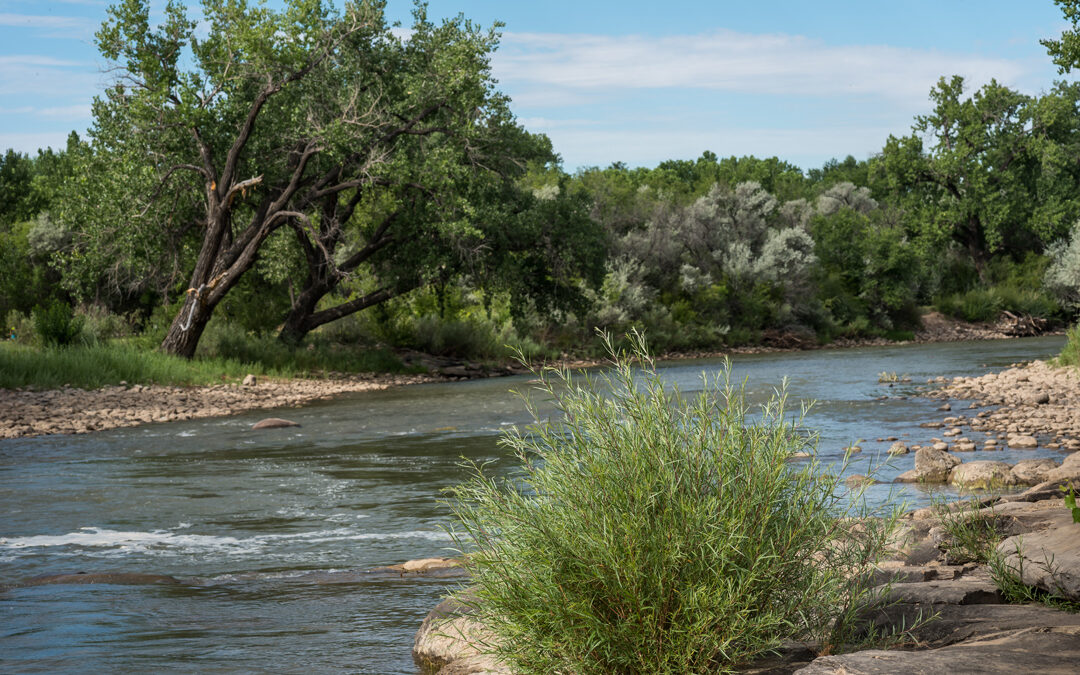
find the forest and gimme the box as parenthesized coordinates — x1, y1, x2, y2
(3, 0, 1080, 377)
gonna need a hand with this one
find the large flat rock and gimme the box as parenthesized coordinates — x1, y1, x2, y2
(882, 578, 1003, 605)
(795, 626, 1080, 674)
(997, 509, 1080, 601)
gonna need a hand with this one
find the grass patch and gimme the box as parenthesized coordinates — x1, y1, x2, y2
(0, 337, 413, 390)
(932, 497, 1005, 565)
(448, 331, 903, 674)
(935, 285, 1059, 323)
(1055, 323, 1080, 369)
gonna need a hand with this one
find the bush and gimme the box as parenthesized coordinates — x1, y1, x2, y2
(449, 332, 899, 673)
(1057, 324, 1080, 368)
(31, 301, 84, 346)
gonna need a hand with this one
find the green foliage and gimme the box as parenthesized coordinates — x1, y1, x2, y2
(1057, 324, 1080, 368)
(932, 498, 1004, 565)
(449, 332, 900, 673)
(1066, 487, 1080, 524)
(990, 540, 1080, 612)
(1045, 222, 1080, 312)
(1043, 0, 1080, 74)
(31, 302, 85, 347)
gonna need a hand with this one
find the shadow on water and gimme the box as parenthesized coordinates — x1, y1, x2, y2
(0, 335, 1068, 673)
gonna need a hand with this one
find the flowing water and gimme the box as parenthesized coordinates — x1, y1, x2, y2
(0, 336, 1069, 673)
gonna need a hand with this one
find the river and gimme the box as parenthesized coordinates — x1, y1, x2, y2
(0, 336, 1069, 673)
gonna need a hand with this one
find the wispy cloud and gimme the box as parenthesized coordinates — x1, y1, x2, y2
(495, 30, 1033, 106)
(0, 54, 102, 98)
(0, 12, 96, 39)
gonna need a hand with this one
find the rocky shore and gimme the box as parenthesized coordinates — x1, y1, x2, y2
(0, 311, 1041, 441)
(411, 480, 1080, 674)
(410, 354, 1080, 674)
(890, 359, 1080, 488)
(0, 373, 442, 439)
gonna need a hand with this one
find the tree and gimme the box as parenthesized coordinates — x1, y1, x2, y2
(873, 76, 1080, 278)
(73, 0, 547, 358)
(1042, 0, 1080, 73)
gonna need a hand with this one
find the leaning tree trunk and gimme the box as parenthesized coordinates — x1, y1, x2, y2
(160, 292, 217, 359)
(277, 285, 396, 346)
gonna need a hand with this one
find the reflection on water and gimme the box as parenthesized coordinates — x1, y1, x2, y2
(0, 336, 1068, 673)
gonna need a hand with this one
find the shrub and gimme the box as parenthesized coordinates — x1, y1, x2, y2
(449, 331, 899, 674)
(1057, 323, 1080, 368)
(31, 301, 84, 347)
(1046, 224, 1080, 313)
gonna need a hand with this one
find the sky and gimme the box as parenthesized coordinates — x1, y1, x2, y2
(0, 0, 1075, 172)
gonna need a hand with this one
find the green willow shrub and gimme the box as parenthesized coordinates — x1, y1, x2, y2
(31, 301, 83, 347)
(449, 331, 900, 674)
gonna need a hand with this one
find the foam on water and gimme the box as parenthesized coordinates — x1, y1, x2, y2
(0, 526, 451, 558)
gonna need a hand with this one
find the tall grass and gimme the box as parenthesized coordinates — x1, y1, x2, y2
(1057, 323, 1080, 369)
(0, 339, 410, 390)
(448, 331, 901, 674)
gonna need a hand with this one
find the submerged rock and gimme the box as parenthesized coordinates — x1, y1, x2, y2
(251, 417, 301, 430)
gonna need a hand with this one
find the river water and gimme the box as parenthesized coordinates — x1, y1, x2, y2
(0, 336, 1069, 673)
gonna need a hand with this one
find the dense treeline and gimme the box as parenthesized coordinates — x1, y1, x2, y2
(3, 0, 1080, 367)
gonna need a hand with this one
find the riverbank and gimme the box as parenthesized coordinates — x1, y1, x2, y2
(412, 482, 1080, 674)
(0, 373, 442, 439)
(0, 312, 1057, 441)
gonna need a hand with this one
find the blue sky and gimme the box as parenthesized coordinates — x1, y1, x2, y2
(0, 1, 1074, 171)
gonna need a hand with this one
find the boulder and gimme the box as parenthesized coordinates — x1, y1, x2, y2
(1007, 434, 1039, 449)
(414, 594, 506, 675)
(887, 442, 909, 456)
(896, 447, 961, 483)
(251, 417, 300, 430)
(1011, 458, 1058, 486)
(948, 461, 1017, 490)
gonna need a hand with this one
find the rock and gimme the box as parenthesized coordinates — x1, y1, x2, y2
(795, 626, 1080, 674)
(864, 602, 1080, 650)
(887, 442, 909, 456)
(1045, 462, 1080, 483)
(1031, 392, 1051, 405)
(414, 595, 506, 674)
(932, 441, 950, 452)
(998, 479, 1080, 504)
(1007, 434, 1039, 449)
(242, 374, 257, 386)
(952, 441, 977, 452)
(896, 447, 962, 483)
(882, 577, 1003, 605)
(997, 509, 1080, 601)
(846, 475, 876, 487)
(938, 403, 952, 411)
(944, 427, 962, 437)
(373, 557, 465, 577)
(1011, 458, 1058, 486)
(251, 417, 301, 430)
(949, 461, 1018, 490)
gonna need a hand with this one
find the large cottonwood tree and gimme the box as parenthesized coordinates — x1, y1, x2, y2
(74, 0, 553, 357)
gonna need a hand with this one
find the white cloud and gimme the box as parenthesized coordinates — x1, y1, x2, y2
(0, 55, 102, 98)
(0, 12, 96, 39)
(495, 30, 1034, 105)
